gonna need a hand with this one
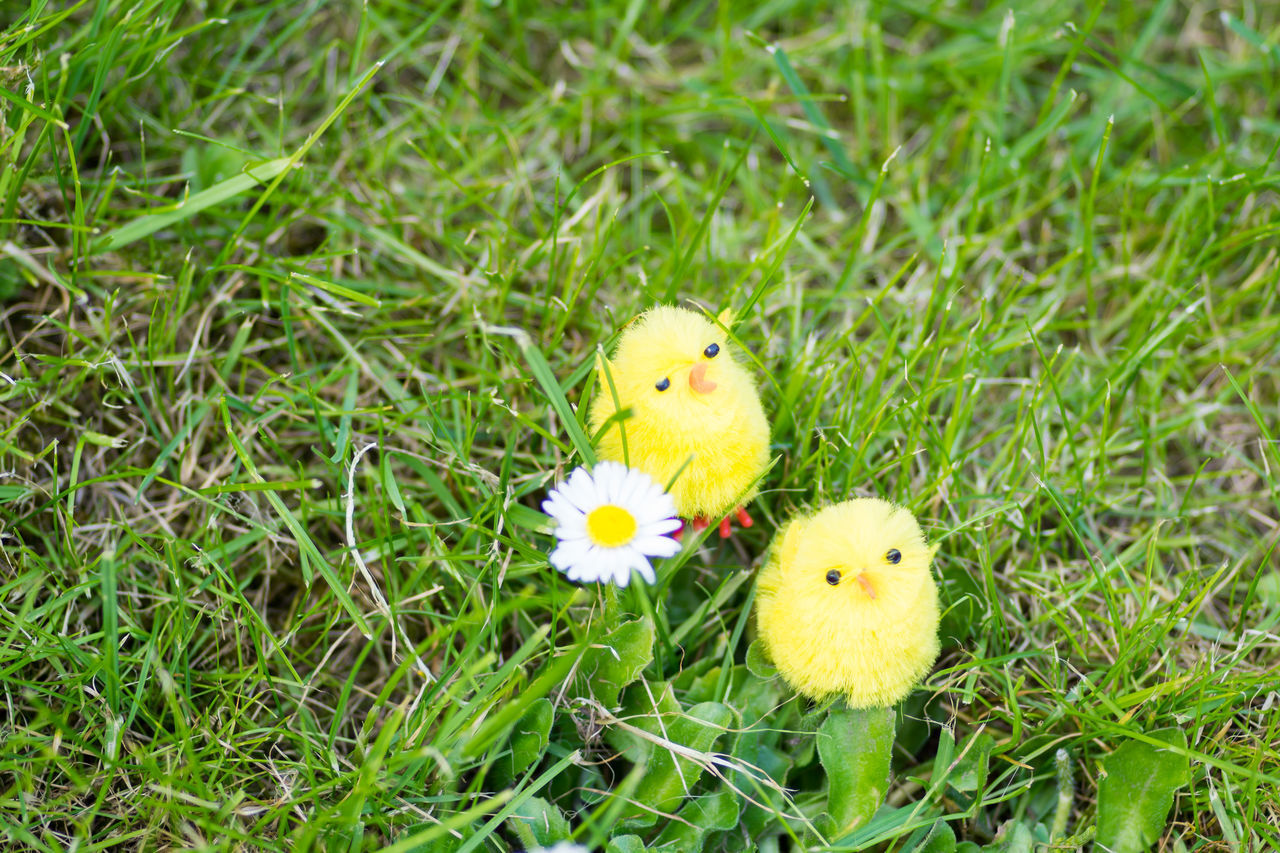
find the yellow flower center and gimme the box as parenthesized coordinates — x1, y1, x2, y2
(586, 504, 637, 548)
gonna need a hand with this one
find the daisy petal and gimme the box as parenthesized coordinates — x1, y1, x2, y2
(618, 547, 652, 584)
(633, 534, 680, 559)
(612, 550, 632, 587)
(554, 517, 588, 541)
(640, 516, 683, 537)
(562, 467, 599, 511)
(651, 488, 678, 520)
(631, 477, 672, 516)
(632, 554, 657, 585)
(550, 538, 592, 572)
(628, 491, 666, 526)
(570, 544, 607, 582)
(618, 467, 652, 508)
(610, 471, 639, 509)
(543, 491, 586, 526)
(600, 461, 627, 503)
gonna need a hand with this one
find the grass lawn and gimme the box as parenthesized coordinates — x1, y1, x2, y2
(2, 1, 1279, 850)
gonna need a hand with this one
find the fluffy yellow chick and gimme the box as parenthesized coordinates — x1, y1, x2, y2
(754, 499, 940, 708)
(589, 305, 770, 536)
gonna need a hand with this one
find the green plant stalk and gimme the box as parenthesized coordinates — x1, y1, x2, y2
(1051, 747, 1074, 840)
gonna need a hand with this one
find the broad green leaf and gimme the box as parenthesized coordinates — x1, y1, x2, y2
(670, 653, 720, 697)
(579, 616, 654, 708)
(820, 705, 896, 836)
(505, 796, 570, 848)
(728, 659, 794, 837)
(911, 819, 957, 853)
(390, 830, 464, 853)
(895, 691, 938, 757)
(508, 698, 553, 779)
(933, 726, 956, 784)
(653, 788, 741, 852)
(696, 664, 781, 746)
(608, 680, 681, 768)
(745, 637, 777, 678)
(1095, 728, 1191, 853)
(679, 664, 724, 705)
(92, 157, 297, 253)
(740, 742, 795, 838)
(997, 821, 1034, 853)
(459, 751, 580, 853)
(379, 791, 513, 852)
(949, 732, 995, 793)
(623, 697, 735, 816)
(765, 700, 820, 775)
(605, 836, 647, 853)
(464, 627, 594, 760)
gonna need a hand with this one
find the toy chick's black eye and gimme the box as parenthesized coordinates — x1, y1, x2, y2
(703, 343, 720, 358)
(825, 569, 841, 586)
(655, 377, 671, 391)
(886, 549, 901, 564)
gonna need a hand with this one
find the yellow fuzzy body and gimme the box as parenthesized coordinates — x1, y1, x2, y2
(755, 499, 940, 708)
(589, 306, 770, 520)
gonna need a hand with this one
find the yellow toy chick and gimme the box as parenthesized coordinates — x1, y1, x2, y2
(754, 499, 940, 708)
(589, 305, 770, 537)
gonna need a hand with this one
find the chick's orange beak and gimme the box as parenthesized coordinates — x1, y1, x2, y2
(686, 361, 716, 394)
(689, 362, 717, 394)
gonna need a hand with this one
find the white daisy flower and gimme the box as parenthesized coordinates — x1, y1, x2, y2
(542, 461, 681, 587)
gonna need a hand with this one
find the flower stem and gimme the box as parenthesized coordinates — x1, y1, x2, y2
(1051, 747, 1074, 839)
(602, 582, 619, 626)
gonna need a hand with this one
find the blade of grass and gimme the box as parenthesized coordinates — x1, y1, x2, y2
(91, 157, 297, 253)
(217, 396, 372, 637)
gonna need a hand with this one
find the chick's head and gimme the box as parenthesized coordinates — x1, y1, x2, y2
(590, 305, 769, 518)
(755, 499, 940, 708)
(597, 306, 751, 420)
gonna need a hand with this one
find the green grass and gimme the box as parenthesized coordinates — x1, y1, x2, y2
(2, 1, 1279, 850)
